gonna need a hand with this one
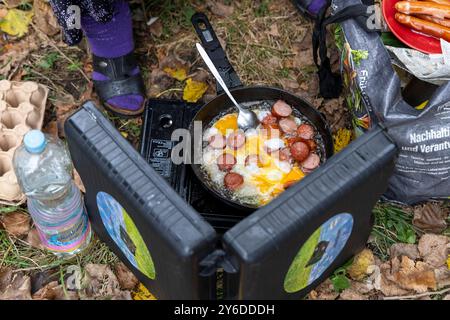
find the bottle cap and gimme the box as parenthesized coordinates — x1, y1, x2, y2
(24, 130, 46, 154)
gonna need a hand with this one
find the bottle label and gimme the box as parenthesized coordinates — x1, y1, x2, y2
(32, 203, 91, 253)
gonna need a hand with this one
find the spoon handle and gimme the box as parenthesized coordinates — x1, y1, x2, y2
(196, 43, 242, 110)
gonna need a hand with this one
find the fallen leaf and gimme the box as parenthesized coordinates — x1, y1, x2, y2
(149, 19, 163, 38)
(308, 279, 339, 300)
(268, 24, 280, 37)
(55, 96, 77, 137)
(0, 9, 34, 37)
(384, 256, 436, 293)
(0, 34, 38, 76)
(33, 0, 60, 36)
(434, 266, 450, 289)
(0, 211, 30, 237)
(148, 69, 174, 97)
(207, 1, 234, 17)
(379, 261, 412, 297)
(338, 288, 367, 300)
(183, 78, 208, 103)
(389, 243, 420, 261)
(42, 120, 59, 138)
(114, 262, 138, 291)
(82, 264, 131, 300)
(163, 67, 188, 82)
(25, 227, 44, 250)
(418, 234, 449, 268)
(0, 272, 32, 300)
(73, 169, 86, 194)
(413, 202, 448, 233)
(333, 128, 353, 153)
(32, 281, 79, 300)
(3, 0, 30, 8)
(347, 249, 375, 281)
(0, 268, 13, 292)
(132, 283, 157, 300)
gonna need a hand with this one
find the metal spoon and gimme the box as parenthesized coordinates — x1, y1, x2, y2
(196, 43, 259, 131)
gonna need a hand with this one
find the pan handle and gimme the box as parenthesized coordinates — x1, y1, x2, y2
(191, 12, 243, 93)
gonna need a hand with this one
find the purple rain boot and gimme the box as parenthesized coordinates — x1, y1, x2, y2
(81, 0, 145, 116)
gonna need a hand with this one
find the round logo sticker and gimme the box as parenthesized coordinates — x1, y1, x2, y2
(96, 192, 156, 280)
(283, 213, 354, 293)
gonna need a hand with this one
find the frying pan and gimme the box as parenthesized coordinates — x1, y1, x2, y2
(189, 13, 333, 211)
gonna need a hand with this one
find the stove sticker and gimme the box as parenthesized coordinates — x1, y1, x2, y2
(283, 213, 354, 293)
(96, 192, 156, 280)
(150, 139, 174, 178)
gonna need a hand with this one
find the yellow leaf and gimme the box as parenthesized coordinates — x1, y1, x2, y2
(333, 128, 352, 153)
(132, 283, 157, 300)
(447, 254, 450, 270)
(347, 249, 374, 281)
(163, 67, 188, 81)
(183, 78, 208, 103)
(120, 131, 128, 139)
(0, 9, 33, 37)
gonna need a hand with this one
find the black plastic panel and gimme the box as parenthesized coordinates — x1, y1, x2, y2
(223, 126, 398, 299)
(65, 101, 217, 299)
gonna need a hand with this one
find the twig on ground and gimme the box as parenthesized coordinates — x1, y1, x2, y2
(384, 287, 450, 300)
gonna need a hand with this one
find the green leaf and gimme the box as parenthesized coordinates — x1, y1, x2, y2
(331, 274, 350, 292)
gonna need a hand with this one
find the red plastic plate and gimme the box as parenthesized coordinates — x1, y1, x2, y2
(382, 0, 443, 54)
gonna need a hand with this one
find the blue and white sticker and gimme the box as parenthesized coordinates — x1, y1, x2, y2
(284, 213, 354, 293)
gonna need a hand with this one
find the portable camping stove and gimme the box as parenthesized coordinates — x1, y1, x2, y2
(140, 99, 250, 232)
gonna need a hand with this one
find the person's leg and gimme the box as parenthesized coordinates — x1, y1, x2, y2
(81, 0, 145, 114)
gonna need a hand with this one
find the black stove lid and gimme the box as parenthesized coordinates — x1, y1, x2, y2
(65, 101, 217, 299)
(222, 125, 398, 299)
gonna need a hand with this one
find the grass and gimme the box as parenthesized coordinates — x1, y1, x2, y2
(370, 203, 418, 260)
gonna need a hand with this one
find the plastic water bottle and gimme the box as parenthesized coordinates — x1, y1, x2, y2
(13, 130, 91, 257)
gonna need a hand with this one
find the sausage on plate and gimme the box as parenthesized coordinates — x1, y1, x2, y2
(297, 124, 315, 140)
(279, 118, 298, 134)
(416, 14, 450, 28)
(395, 1, 450, 19)
(209, 134, 226, 149)
(395, 13, 450, 41)
(301, 153, 320, 172)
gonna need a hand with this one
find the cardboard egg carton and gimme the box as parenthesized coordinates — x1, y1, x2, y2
(0, 80, 48, 205)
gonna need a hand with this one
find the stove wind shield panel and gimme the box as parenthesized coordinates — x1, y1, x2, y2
(65, 101, 398, 299)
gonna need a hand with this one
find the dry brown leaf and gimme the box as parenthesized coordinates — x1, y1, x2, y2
(114, 262, 138, 291)
(339, 288, 367, 300)
(413, 202, 448, 233)
(434, 266, 450, 289)
(0, 272, 32, 300)
(55, 97, 78, 137)
(33, 0, 60, 36)
(207, 1, 234, 17)
(0, 34, 38, 76)
(379, 261, 412, 297)
(384, 256, 437, 293)
(4, 0, 30, 8)
(268, 24, 280, 37)
(308, 279, 338, 300)
(0, 211, 30, 237)
(42, 120, 59, 138)
(32, 281, 79, 300)
(25, 227, 44, 250)
(389, 243, 419, 260)
(73, 169, 86, 194)
(418, 234, 449, 268)
(83, 264, 131, 300)
(148, 69, 174, 97)
(0, 268, 13, 293)
(347, 249, 375, 281)
(149, 19, 163, 38)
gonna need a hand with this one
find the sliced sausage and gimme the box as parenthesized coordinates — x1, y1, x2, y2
(224, 172, 244, 191)
(209, 134, 226, 149)
(227, 130, 246, 150)
(278, 118, 297, 134)
(301, 153, 320, 172)
(217, 153, 236, 171)
(261, 114, 278, 126)
(278, 147, 292, 161)
(297, 124, 315, 140)
(290, 141, 310, 162)
(272, 100, 293, 117)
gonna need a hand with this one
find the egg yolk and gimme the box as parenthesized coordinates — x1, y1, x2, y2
(214, 114, 238, 135)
